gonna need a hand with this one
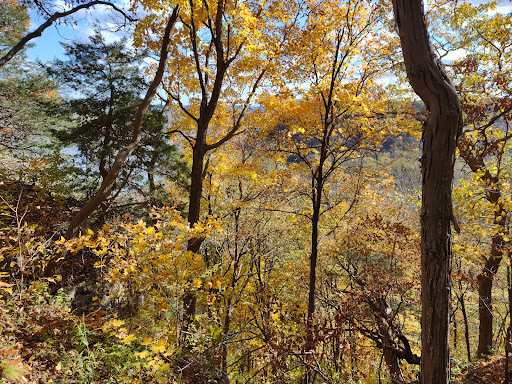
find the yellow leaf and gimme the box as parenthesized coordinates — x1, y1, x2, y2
(122, 334, 137, 345)
(214, 279, 222, 289)
(141, 336, 153, 346)
(112, 319, 125, 327)
(135, 351, 150, 359)
(151, 339, 166, 354)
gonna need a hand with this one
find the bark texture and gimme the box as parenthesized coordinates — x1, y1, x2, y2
(458, 136, 505, 358)
(392, 1, 462, 383)
(64, 6, 180, 239)
(477, 240, 503, 357)
(358, 297, 420, 383)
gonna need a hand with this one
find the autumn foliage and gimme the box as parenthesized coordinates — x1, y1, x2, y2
(3, 0, 512, 383)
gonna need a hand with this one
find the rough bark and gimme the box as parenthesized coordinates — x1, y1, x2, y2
(187, 126, 207, 253)
(303, 175, 322, 384)
(459, 137, 505, 358)
(64, 6, 180, 239)
(477, 239, 503, 357)
(392, 1, 462, 383)
(358, 298, 420, 383)
(0, 1, 135, 68)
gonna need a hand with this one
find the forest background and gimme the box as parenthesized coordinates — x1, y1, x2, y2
(1, 0, 512, 383)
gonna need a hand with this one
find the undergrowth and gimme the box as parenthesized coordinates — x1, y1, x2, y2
(0, 281, 153, 383)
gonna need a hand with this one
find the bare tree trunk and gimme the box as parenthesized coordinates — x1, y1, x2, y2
(392, 1, 462, 383)
(181, 128, 207, 336)
(477, 236, 503, 357)
(375, 300, 406, 383)
(459, 291, 471, 362)
(187, 129, 207, 253)
(303, 181, 321, 384)
(64, 6, 180, 239)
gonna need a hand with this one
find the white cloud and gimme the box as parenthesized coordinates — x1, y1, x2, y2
(442, 48, 468, 64)
(467, 0, 512, 14)
(53, 0, 74, 12)
(487, 5, 512, 15)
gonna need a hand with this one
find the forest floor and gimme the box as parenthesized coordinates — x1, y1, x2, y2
(454, 355, 510, 384)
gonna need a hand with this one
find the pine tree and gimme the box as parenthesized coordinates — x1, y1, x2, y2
(47, 32, 187, 217)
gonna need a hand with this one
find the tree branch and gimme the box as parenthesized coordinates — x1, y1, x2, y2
(0, 0, 136, 67)
(64, 5, 180, 239)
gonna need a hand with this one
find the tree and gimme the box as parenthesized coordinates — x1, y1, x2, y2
(133, 0, 304, 253)
(256, 1, 402, 380)
(198, 134, 302, 380)
(0, 0, 29, 51)
(392, 1, 462, 383)
(447, 2, 512, 358)
(328, 204, 421, 383)
(132, 0, 307, 341)
(0, 0, 60, 156)
(47, 32, 186, 218)
(64, 6, 180, 239)
(0, 0, 135, 67)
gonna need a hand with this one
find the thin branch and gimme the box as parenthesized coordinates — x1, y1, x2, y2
(64, 5, 180, 239)
(0, 0, 136, 67)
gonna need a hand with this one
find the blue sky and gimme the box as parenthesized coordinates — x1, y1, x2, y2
(23, 0, 512, 64)
(25, 0, 136, 62)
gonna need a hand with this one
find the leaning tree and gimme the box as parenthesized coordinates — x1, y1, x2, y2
(392, 1, 463, 383)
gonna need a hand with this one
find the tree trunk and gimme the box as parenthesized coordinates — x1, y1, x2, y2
(187, 135, 206, 253)
(303, 139, 326, 384)
(181, 129, 207, 335)
(459, 292, 471, 362)
(453, 306, 458, 351)
(392, 1, 462, 383)
(477, 236, 504, 357)
(458, 138, 505, 359)
(63, 7, 180, 239)
(372, 299, 407, 383)
(148, 171, 156, 204)
(303, 188, 321, 384)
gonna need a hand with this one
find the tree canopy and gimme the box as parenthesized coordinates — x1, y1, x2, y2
(1, 1, 512, 384)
